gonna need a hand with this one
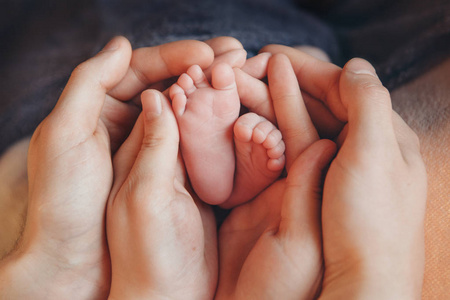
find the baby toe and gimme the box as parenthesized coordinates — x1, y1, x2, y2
(177, 73, 196, 95)
(169, 83, 184, 99)
(234, 113, 261, 141)
(211, 63, 236, 91)
(267, 155, 286, 171)
(267, 141, 286, 159)
(186, 65, 210, 88)
(252, 120, 277, 144)
(172, 93, 187, 117)
(263, 129, 282, 149)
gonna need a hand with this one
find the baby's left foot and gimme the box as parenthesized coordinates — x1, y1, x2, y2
(169, 63, 240, 205)
(222, 113, 285, 208)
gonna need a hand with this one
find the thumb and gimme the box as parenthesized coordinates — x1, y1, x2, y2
(108, 90, 180, 206)
(340, 58, 396, 145)
(276, 139, 336, 298)
(278, 139, 337, 239)
(130, 90, 180, 192)
(52, 36, 132, 133)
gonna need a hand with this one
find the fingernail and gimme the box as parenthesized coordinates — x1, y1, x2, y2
(145, 91, 162, 118)
(346, 58, 378, 78)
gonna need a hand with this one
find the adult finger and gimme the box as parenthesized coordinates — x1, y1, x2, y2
(132, 90, 180, 190)
(276, 139, 336, 297)
(234, 52, 275, 122)
(241, 52, 271, 78)
(301, 92, 345, 139)
(52, 36, 132, 133)
(109, 40, 214, 100)
(109, 113, 145, 197)
(340, 58, 397, 147)
(238, 47, 344, 138)
(204, 36, 244, 55)
(234, 67, 275, 123)
(276, 139, 336, 300)
(260, 44, 345, 121)
(279, 139, 336, 237)
(108, 90, 180, 204)
(203, 37, 247, 81)
(268, 54, 319, 171)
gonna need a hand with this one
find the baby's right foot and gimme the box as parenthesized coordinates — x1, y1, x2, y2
(169, 63, 240, 205)
(221, 113, 285, 208)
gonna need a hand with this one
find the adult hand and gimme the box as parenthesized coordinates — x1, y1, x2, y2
(106, 35, 245, 300)
(216, 54, 336, 300)
(0, 36, 214, 299)
(319, 59, 427, 299)
(107, 90, 217, 300)
(248, 45, 427, 299)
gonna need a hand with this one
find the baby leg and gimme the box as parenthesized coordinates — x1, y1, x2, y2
(222, 113, 285, 208)
(169, 63, 240, 205)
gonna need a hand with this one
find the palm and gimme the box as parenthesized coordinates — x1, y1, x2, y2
(145, 180, 217, 298)
(19, 37, 219, 299)
(106, 108, 218, 299)
(216, 179, 322, 300)
(25, 99, 134, 296)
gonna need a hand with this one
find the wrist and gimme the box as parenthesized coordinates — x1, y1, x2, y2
(0, 243, 109, 299)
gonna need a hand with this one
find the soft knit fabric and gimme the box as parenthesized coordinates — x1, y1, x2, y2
(0, 0, 339, 154)
(0, 0, 449, 154)
(311, 0, 450, 90)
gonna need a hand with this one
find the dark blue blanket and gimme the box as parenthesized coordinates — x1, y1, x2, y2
(0, 0, 449, 154)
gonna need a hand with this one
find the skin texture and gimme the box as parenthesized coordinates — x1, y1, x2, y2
(234, 46, 427, 299)
(225, 112, 286, 209)
(0, 36, 215, 299)
(320, 59, 426, 299)
(169, 63, 285, 207)
(107, 90, 218, 300)
(107, 36, 288, 299)
(216, 54, 336, 300)
(170, 63, 241, 205)
(0, 39, 428, 299)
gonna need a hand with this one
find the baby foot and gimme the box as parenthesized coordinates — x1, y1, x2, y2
(221, 112, 285, 209)
(169, 63, 240, 205)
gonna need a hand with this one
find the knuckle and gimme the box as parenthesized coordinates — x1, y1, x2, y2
(282, 126, 314, 142)
(72, 60, 91, 77)
(141, 133, 166, 149)
(359, 80, 390, 100)
(130, 52, 150, 85)
(282, 127, 303, 141)
(217, 36, 243, 49)
(72, 58, 109, 91)
(277, 93, 299, 103)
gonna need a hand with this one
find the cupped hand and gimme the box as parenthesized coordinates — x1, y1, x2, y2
(0, 36, 214, 299)
(216, 54, 336, 300)
(106, 35, 245, 300)
(107, 90, 217, 300)
(250, 45, 427, 299)
(319, 59, 427, 299)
